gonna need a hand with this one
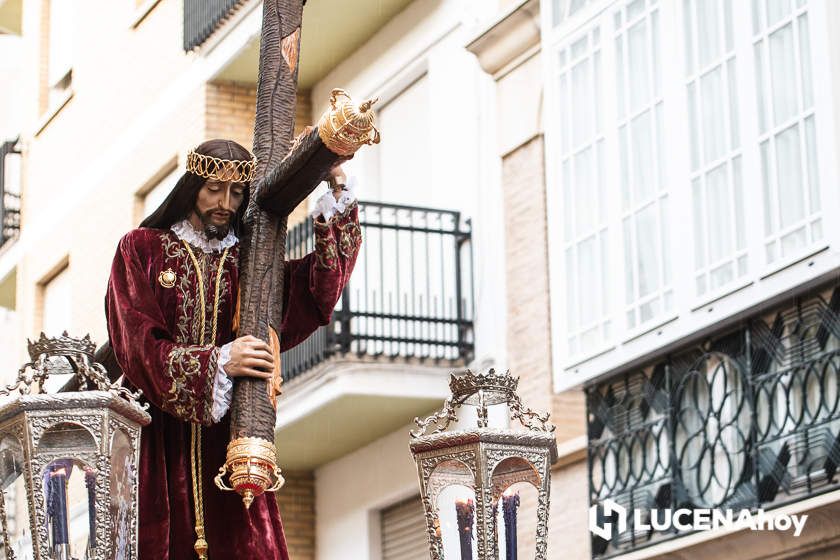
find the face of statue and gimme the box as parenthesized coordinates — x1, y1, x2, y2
(189, 178, 246, 240)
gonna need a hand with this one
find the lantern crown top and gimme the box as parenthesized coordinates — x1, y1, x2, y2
(449, 368, 519, 406)
(411, 368, 555, 439)
(27, 331, 96, 360)
(3, 332, 145, 408)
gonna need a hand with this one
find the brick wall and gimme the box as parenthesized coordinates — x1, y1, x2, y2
(501, 135, 586, 443)
(276, 470, 316, 560)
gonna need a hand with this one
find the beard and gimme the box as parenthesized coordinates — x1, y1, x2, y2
(196, 208, 232, 240)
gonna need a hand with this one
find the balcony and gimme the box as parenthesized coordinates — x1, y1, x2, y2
(275, 201, 474, 469)
(183, 0, 245, 51)
(189, 0, 413, 90)
(0, 140, 20, 249)
(587, 280, 840, 558)
(283, 200, 474, 380)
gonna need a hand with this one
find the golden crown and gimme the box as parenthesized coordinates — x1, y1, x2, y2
(186, 150, 258, 183)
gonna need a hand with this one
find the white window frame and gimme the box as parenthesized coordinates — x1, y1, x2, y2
(542, 0, 840, 392)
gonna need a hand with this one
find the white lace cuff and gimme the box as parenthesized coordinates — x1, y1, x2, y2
(311, 176, 357, 221)
(211, 342, 234, 423)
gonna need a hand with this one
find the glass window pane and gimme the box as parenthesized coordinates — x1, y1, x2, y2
(620, 126, 631, 209)
(624, 218, 635, 303)
(616, 37, 626, 119)
(574, 147, 595, 234)
(688, 83, 700, 170)
(705, 164, 733, 263)
(727, 59, 740, 149)
(570, 0, 588, 16)
(798, 14, 813, 110)
(631, 110, 655, 203)
(700, 66, 726, 164)
(655, 102, 665, 190)
(636, 204, 660, 297)
(563, 160, 573, 241)
(710, 262, 734, 290)
(559, 74, 569, 154)
(553, 0, 565, 27)
(571, 61, 593, 146)
(754, 43, 768, 134)
(597, 140, 607, 219)
(724, 0, 734, 50)
(652, 10, 661, 97)
(640, 299, 659, 322)
(565, 247, 577, 326)
(760, 140, 774, 234)
(594, 52, 602, 133)
(775, 124, 805, 229)
(660, 196, 672, 285)
(684, 0, 696, 75)
(752, 0, 763, 34)
(628, 0, 646, 19)
(781, 227, 806, 257)
(578, 236, 598, 325)
(733, 156, 745, 249)
(804, 115, 820, 213)
(628, 20, 651, 113)
(697, 0, 721, 68)
(766, 0, 792, 27)
(692, 178, 706, 269)
(600, 234, 610, 314)
(811, 218, 822, 241)
(769, 24, 798, 126)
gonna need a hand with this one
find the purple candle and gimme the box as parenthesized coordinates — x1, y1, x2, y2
(46, 464, 70, 553)
(502, 491, 521, 560)
(455, 498, 475, 560)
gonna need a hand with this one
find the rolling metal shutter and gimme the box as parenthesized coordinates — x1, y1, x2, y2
(381, 495, 428, 560)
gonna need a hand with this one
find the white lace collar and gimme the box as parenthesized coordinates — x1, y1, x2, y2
(170, 219, 238, 253)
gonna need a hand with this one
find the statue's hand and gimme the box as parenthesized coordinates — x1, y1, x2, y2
(224, 335, 274, 379)
(328, 164, 347, 201)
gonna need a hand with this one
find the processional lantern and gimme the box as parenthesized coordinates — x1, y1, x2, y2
(0, 333, 150, 560)
(410, 369, 557, 560)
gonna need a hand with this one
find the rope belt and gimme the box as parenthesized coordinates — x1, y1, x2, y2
(183, 240, 229, 560)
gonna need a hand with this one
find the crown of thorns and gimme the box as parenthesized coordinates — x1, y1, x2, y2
(186, 150, 258, 183)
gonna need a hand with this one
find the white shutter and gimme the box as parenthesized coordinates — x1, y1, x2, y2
(381, 496, 428, 560)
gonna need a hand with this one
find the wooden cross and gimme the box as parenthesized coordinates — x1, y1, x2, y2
(220, 0, 378, 506)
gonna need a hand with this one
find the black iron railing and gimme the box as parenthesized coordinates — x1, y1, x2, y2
(0, 140, 20, 248)
(587, 282, 840, 557)
(281, 201, 474, 382)
(183, 0, 244, 51)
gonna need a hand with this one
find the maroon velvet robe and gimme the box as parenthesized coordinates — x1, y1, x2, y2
(105, 205, 361, 560)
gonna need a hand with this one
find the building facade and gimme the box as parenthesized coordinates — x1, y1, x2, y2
(1, 0, 839, 559)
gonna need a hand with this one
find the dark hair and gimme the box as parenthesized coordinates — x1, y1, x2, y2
(139, 139, 253, 236)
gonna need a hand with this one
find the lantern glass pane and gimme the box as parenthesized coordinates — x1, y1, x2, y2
(0, 435, 25, 558)
(495, 482, 539, 560)
(491, 457, 541, 560)
(42, 458, 96, 560)
(429, 460, 477, 560)
(110, 427, 135, 559)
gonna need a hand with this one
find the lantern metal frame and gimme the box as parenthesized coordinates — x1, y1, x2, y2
(409, 369, 558, 560)
(0, 333, 150, 560)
